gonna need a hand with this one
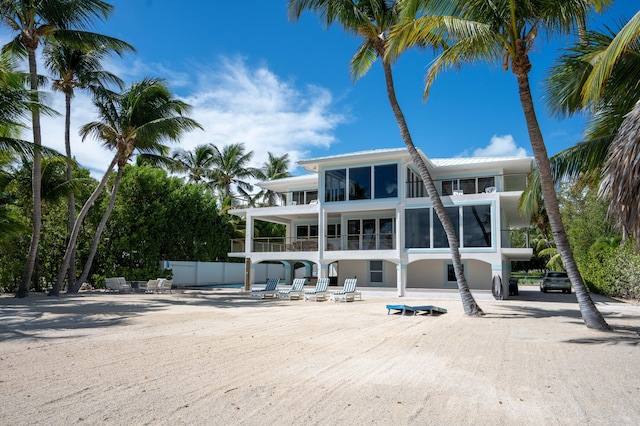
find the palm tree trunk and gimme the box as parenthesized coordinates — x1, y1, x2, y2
(515, 72, 611, 331)
(49, 154, 120, 296)
(381, 59, 483, 316)
(64, 92, 77, 287)
(69, 166, 123, 293)
(16, 47, 43, 298)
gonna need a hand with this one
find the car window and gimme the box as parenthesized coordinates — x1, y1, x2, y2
(547, 272, 567, 278)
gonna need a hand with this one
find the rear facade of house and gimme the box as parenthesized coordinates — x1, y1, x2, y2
(228, 148, 533, 297)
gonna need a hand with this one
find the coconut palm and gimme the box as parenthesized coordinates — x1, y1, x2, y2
(44, 40, 134, 287)
(171, 143, 217, 183)
(289, 0, 483, 316)
(209, 142, 259, 206)
(52, 78, 202, 295)
(254, 152, 290, 206)
(520, 18, 640, 219)
(544, 11, 640, 244)
(389, 0, 611, 330)
(0, 0, 118, 298)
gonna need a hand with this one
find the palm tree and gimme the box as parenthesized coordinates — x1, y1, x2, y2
(52, 78, 202, 295)
(171, 143, 216, 183)
(254, 152, 290, 206)
(544, 11, 640, 245)
(289, 0, 483, 316)
(0, 0, 118, 298)
(389, 0, 611, 330)
(209, 142, 259, 206)
(44, 40, 134, 288)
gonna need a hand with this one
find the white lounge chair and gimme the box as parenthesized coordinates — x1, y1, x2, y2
(250, 278, 280, 299)
(304, 278, 329, 302)
(278, 278, 306, 300)
(139, 279, 159, 293)
(157, 279, 173, 293)
(331, 278, 360, 302)
(105, 277, 131, 293)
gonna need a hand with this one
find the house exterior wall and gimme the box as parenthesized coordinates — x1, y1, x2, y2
(228, 148, 533, 297)
(406, 259, 491, 289)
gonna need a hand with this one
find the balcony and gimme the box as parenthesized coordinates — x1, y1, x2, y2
(230, 234, 396, 254)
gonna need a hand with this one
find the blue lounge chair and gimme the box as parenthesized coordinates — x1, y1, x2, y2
(250, 278, 280, 299)
(330, 278, 361, 302)
(304, 278, 329, 302)
(386, 305, 447, 316)
(278, 278, 306, 300)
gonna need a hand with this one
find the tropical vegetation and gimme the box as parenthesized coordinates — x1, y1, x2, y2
(0, 0, 639, 324)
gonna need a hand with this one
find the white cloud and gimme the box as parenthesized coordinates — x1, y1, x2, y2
(179, 56, 345, 171)
(33, 55, 346, 178)
(470, 135, 528, 157)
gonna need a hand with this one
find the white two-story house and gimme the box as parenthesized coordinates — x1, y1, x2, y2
(228, 148, 533, 296)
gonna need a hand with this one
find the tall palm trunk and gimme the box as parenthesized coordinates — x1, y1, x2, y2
(64, 91, 77, 287)
(17, 47, 43, 298)
(515, 71, 610, 330)
(69, 166, 123, 293)
(382, 59, 483, 316)
(49, 154, 120, 296)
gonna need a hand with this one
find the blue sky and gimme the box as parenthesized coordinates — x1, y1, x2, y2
(3, 1, 638, 177)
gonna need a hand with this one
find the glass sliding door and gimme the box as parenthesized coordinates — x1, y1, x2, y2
(347, 219, 361, 250)
(362, 219, 376, 250)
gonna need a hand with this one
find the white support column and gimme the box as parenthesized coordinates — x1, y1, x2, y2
(318, 206, 325, 256)
(245, 214, 254, 255)
(397, 263, 406, 297)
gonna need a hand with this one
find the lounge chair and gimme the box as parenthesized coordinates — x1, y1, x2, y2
(105, 277, 131, 293)
(250, 278, 280, 299)
(278, 278, 306, 300)
(330, 278, 361, 302)
(304, 278, 329, 302)
(139, 279, 159, 293)
(157, 279, 173, 293)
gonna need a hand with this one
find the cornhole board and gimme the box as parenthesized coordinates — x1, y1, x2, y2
(386, 304, 447, 316)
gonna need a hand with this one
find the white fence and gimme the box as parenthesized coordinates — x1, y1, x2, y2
(161, 261, 285, 287)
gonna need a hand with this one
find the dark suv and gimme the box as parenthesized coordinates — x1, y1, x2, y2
(540, 271, 571, 294)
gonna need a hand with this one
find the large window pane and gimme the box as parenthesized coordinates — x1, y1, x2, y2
(305, 190, 318, 203)
(349, 166, 371, 200)
(442, 180, 456, 196)
(460, 178, 476, 194)
(463, 205, 492, 247)
(374, 164, 398, 198)
(405, 208, 430, 248)
(325, 169, 346, 202)
(406, 168, 425, 198)
(296, 225, 308, 238)
(292, 191, 304, 205)
(478, 177, 495, 193)
(433, 207, 459, 248)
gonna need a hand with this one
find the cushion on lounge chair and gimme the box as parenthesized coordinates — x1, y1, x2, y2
(304, 278, 329, 302)
(250, 278, 280, 299)
(331, 278, 361, 302)
(278, 278, 306, 300)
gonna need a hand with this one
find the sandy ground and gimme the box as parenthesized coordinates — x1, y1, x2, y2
(0, 286, 639, 425)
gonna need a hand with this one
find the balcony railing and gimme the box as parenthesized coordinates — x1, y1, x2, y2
(230, 234, 396, 253)
(230, 230, 528, 253)
(500, 229, 531, 249)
